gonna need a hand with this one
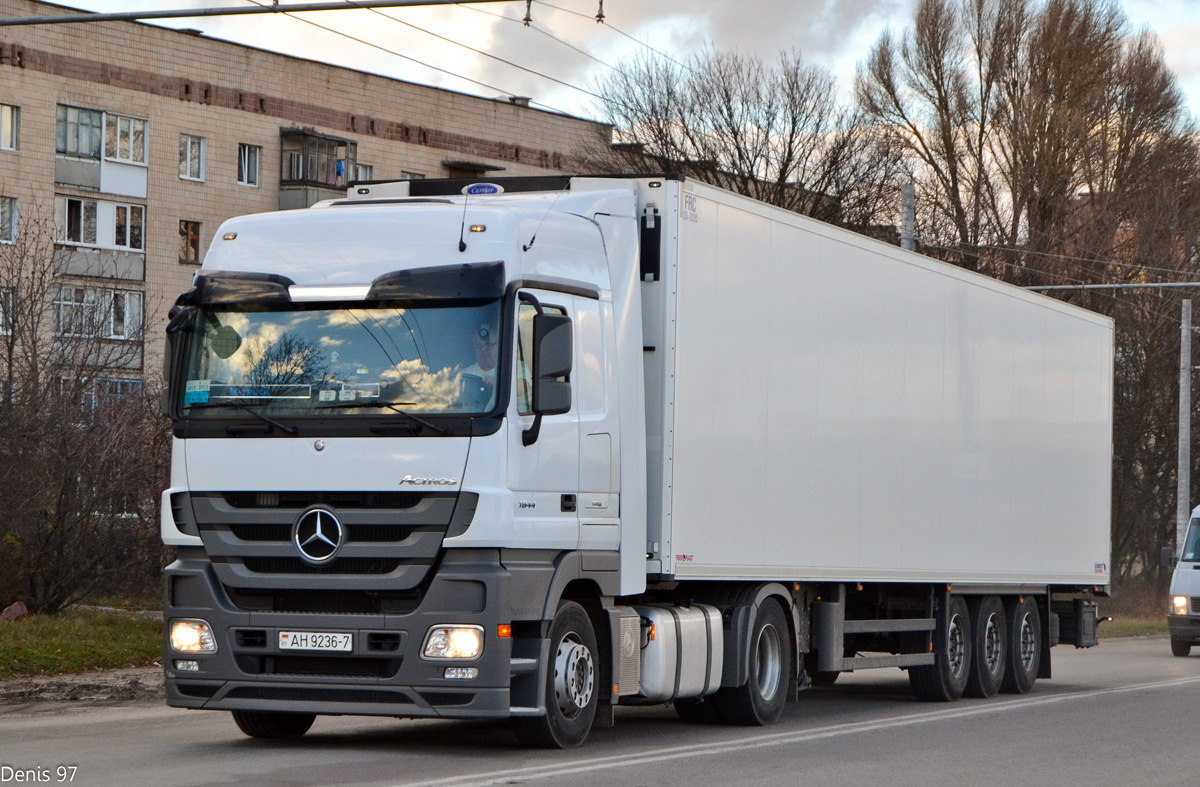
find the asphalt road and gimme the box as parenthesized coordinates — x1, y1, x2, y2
(2, 635, 1196, 787)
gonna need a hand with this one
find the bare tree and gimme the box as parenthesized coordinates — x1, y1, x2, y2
(583, 47, 902, 232)
(0, 211, 169, 613)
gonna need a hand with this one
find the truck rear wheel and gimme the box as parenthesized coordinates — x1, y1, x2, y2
(909, 594, 971, 702)
(231, 710, 316, 739)
(511, 601, 599, 749)
(1000, 596, 1041, 694)
(965, 596, 1006, 698)
(1170, 638, 1191, 657)
(712, 599, 791, 726)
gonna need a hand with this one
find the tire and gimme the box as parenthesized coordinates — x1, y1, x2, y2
(909, 595, 971, 702)
(1171, 638, 1192, 657)
(964, 596, 1007, 699)
(231, 710, 316, 739)
(511, 601, 599, 748)
(1000, 596, 1041, 694)
(711, 599, 792, 726)
(674, 695, 723, 724)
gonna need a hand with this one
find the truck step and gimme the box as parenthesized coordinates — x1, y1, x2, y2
(509, 657, 538, 674)
(509, 706, 545, 717)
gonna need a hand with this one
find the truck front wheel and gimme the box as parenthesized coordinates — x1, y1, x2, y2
(712, 599, 791, 725)
(1170, 638, 1191, 657)
(231, 710, 316, 739)
(511, 601, 599, 749)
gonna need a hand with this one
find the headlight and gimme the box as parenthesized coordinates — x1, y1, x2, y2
(170, 619, 217, 654)
(422, 625, 483, 660)
(1173, 596, 1190, 616)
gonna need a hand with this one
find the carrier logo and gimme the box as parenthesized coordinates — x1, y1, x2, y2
(292, 508, 344, 564)
(399, 475, 458, 486)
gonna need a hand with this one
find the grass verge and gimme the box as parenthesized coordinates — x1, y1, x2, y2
(1100, 616, 1167, 638)
(0, 612, 162, 678)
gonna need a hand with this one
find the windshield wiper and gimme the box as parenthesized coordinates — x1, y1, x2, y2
(186, 401, 300, 436)
(315, 401, 447, 435)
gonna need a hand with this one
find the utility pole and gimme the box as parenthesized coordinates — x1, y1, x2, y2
(1181, 300, 1193, 555)
(900, 183, 915, 252)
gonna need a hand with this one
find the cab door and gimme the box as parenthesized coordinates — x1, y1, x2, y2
(506, 290, 579, 549)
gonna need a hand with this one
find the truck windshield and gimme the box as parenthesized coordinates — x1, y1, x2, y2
(179, 300, 502, 416)
(1184, 519, 1200, 562)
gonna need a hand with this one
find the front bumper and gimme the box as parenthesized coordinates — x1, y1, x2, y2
(1167, 613, 1200, 644)
(164, 549, 521, 719)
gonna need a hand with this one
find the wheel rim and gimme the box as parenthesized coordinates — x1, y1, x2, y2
(983, 612, 1003, 675)
(947, 614, 967, 679)
(755, 623, 782, 702)
(1018, 613, 1037, 673)
(553, 633, 594, 719)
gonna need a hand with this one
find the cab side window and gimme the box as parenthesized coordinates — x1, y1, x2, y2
(516, 301, 566, 415)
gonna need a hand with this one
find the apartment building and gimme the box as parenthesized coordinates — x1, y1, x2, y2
(0, 0, 607, 396)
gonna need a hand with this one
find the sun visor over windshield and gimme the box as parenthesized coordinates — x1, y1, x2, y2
(367, 262, 504, 304)
(182, 271, 297, 307)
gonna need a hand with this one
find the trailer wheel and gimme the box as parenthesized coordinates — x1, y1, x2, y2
(909, 594, 971, 702)
(712, 599, 791, 726)
(674, 696, 723, 724)
(1171, 638, 1191, 657)
(965, 596, 1007, 698)
(511, 601, 598, 749)
(1000, 596, 1041, 694)
(231, 710, 316, 739)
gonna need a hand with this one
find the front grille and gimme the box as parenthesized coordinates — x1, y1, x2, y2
(1191, 597, 1200, 613)
(240, 557, 408, 575)
(223, 491, 423, 509)
(188, 490, 461, 591)
(235, 629, 268, 648)
(224, 686, 413, 704)
(230, 524, 416, 543)
(224, 587, 422, 614)
(270, 656, 397, 678)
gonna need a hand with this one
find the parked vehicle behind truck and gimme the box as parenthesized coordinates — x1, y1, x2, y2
(1168, 509, 1200, 656)
(161, 175, 1112, 747)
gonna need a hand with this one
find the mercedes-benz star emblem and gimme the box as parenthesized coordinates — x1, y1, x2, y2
(292, 508, 345, 564)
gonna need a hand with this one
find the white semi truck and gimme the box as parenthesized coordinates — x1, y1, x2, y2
(161, 175, 1113, 747)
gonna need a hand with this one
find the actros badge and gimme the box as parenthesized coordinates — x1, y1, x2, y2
(292, 508, 345, 564)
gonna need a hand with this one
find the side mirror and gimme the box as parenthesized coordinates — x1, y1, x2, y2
(1163, 546, 1178, 570)
(532, 313, 571, 416)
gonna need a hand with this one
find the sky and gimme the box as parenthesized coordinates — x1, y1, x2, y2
(35, 0, 1200, 123)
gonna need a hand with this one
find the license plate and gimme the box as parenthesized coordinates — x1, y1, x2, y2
(278, 631, 353, 652)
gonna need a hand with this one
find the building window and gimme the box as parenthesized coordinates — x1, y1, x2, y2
(61, 197, 98, 245)
(114, 204, 144, 250)
(0, 196, 15, 243)
(53, 285, 96, 337)
(53, 286, 141, 339)
(0, 287, 11, 336)
(180, 220, 201, 264)
(280, 129, 356, 189)
(105, 114, 147, 165)
(107, 290, 142, 340)
(355, 163, 373, 182)
(238, 143, 260, 186)
(401, 171, 425, 180)
(1, 104, 17, 151)
(56, 104, 102, 159)
(179, 134, 205, 181)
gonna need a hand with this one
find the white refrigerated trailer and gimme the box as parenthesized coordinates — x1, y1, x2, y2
(161, 175, 1112, 747)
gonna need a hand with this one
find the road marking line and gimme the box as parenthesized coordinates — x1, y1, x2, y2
(396, 675, 1200, 787)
